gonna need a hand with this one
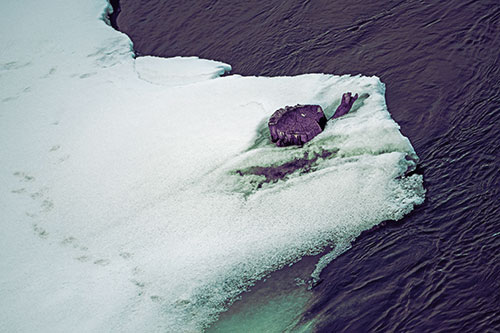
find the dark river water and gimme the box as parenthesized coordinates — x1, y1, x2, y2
(112, 0, 499, 331)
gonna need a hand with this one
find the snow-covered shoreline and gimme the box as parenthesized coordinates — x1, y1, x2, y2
(0, 1, 424, 331)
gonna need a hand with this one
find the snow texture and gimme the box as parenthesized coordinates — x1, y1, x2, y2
(134, 56, 232, 86)
(0, 0, 425, 331)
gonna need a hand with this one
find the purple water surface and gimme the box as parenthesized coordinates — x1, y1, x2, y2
(112, 0, 500, 331)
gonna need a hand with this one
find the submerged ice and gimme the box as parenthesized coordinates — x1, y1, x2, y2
(0, 0, 425, 332)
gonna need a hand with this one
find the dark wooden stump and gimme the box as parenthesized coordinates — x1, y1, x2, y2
(268, 104, 327, 147)
(268, 93, 358, 147)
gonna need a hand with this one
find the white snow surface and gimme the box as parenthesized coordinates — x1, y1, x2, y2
(134, 56, 232, 86)
(0, 0, 425, 332)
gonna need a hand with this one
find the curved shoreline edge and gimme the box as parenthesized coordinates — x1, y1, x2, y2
(108, 0, 121, 30)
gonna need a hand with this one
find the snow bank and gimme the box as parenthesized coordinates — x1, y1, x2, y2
(135, 56, 231, 86)
(0, 0, 424, 332)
